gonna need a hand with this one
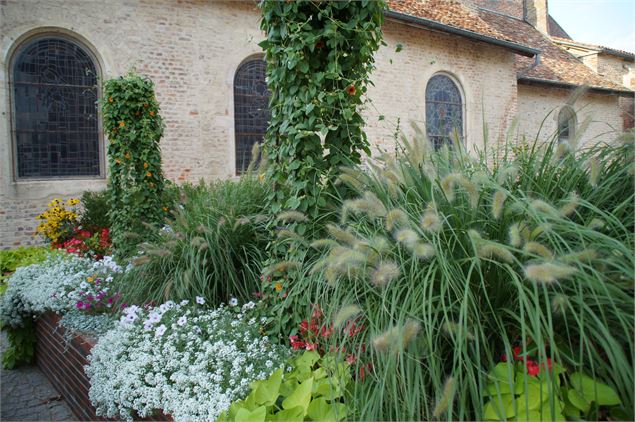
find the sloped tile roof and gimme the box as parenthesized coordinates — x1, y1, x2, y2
(551, 36, 635, 60)
(547, 15, 571, 39)
(386, 0, 630, 93)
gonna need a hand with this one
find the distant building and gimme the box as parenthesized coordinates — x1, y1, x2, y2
(1, 0, 632, 248)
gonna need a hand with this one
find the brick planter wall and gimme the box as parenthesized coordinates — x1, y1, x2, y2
(34, 312, 172, 421)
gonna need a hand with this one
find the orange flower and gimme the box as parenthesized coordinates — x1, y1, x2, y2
(346, 85, 356, 96)
(115, 158, 121, 164)
(274, 282, 283, 292)
(149, 111, 155, 117)
(125, 152, 131, 160)
(108, 97, 113, 103)
(146, 171, 152, 178)
(143, 103, 149, 108)
(119, 121, 126, 127)
(143, 162, 149, 169)
(162, 207, 168, 212)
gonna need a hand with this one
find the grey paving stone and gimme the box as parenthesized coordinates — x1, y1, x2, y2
(1, 332, 77, 421)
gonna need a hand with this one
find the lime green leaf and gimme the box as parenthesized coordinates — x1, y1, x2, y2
(236, 406, 266, 422)
(254, 368, 283, 406)
(570, 372, 622, 406)
(307, 397, 333, 421)
(270, 406, 304, 422)
(282, 377, 314, 416)
(567, 388, 591, 413)
(483, 394, 513, 420)
(515, 410, 542, 421)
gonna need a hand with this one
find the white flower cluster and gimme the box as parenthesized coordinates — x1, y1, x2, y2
(86, 301, 288, 422)
(0, 254, 124, 328)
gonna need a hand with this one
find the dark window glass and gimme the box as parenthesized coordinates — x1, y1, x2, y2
(558, 107, 576, 144)
(234, 59, 270, 174)
(12, 37, 100, 178)
(425, 74, 463, 149)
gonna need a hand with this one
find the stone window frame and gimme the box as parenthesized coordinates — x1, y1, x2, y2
(557, 105, 577, 144)
(233, 54, 269, 176)
(7, 30, 106, 182)
(424, 71, 466, 149)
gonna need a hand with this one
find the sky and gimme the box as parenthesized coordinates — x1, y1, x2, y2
(549, 0, 635, 52)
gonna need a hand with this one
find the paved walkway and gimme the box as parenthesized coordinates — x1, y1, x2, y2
(1, 332, 76, 421)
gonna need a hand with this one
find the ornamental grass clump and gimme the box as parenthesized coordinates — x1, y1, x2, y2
(86, 300, 289, 421)
(285, 131, 634, 420)
(116, 178, 270, 306)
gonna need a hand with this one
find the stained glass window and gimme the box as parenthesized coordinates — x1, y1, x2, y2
(234, 58, 270, 174)
(425, 74, 463, 149)
(12, 36, 100, 178)
(558, 107, 576, 144)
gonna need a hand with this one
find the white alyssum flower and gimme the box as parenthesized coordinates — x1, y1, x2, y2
(86, 303, 289, 422)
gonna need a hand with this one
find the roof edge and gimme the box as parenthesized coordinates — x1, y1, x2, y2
(385, 10, 539, 58)
(552, 38, 635, 61)
(518, 76, 633, 95)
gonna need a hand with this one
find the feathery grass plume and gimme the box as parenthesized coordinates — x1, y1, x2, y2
(420, 206, 443, 233)
(561, 249, 598, 263)
(251, 214, 269, 224)
(132, 255, 152, 266)
(530, 199, 558, 216)
(559, 192, 580, 217)
(334, 305, 362, 329)
(263, 260, 301, 277)
(122, 231, 142, 240)
(368, 236, 391, 255)
(395, 228, 420, 247)
(276, 210, 308, 223)
(523, 241, 554, 259)
(412, 242, 436, 260)
(190, 236, 206, 248)
(370, 261, 400, 287)
(277, 229, 303, 241)
(342, 192, 387, 222)
(402, 319, 422, 345)
(588, 157, 601, 187)
(309, 258, 329, 276)
(508, 223, 522, 247)
(491, 190, 507, 220)
(310, 239, 338, 250)
(589, 218, 605, 230)
(432, 377, 456, 419)
(363, 191, 388, 217)
(233, 217, 250, 230)
(458, 177, 479, 209)
(326, 224, 358, 246)
(441, 173, 462, 203)
(496, 165, 519, 185)
(530, 223, 552, 240)
(524, 262, 577, 284)
(386, 208, 409, 232)
(217, 216, 226, 227)
(196, 224, 206, 233)
(337, 167, 366, 192)
(372, 331, 392, 352)
(551, 293, 570, 314)
(474, 237, 515, 263)
(443, 321, 475, 341)
(553, 141, 571, 161)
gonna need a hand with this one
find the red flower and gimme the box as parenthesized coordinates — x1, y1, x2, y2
(346, 85, 356, 96)
(289, 335, 306, 350)
(312, 304, 323, 319)
(346, 354, 357, 364)
(320, 325, 333, 338)
(526, 359, 540, 376)
(501, 354, 507, 362)
(299, 320, 309, 335)
(305, 342, 318, 351)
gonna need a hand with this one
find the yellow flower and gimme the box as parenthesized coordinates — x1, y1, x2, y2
(144, 162, 149, 169)
(87, 276, 94, 283)
(274, 282, 283, 292)
(146, 172, 152, 178)
(119, 121, 126, 128)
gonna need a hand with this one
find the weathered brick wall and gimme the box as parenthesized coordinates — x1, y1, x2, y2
(516, 84, 624, 148)
(35, 312, 172, 421)
(365, 19, 519, 156)
(0, 0, 626, 247)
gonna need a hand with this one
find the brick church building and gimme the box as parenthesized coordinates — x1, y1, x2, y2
(1, 0, 633, 248)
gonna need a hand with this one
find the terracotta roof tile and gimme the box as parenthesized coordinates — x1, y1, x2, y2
(476, 9, 629, 91)
(386, 0, 629, 92)
(551, 36, 635, 60)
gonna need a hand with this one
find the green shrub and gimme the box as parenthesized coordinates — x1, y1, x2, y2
(115, 177, 271, 306)
(219, 351, 351, 422)
(2, 320, 36, 369)
(0, 246, 52, 283)
(79, 189, 111, 231)
(280, 133, 634, 420)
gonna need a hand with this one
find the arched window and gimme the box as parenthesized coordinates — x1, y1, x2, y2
(11, 35, 101, 178)
(425, 74, 464, 149)
(557, 107, 576, 144)
(234, 58, 270, 174)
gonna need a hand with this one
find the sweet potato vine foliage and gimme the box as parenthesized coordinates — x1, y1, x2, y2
(259, 0, 386, 223)
(102, 72, 166, 256)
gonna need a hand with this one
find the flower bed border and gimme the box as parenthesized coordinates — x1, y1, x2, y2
(34, 312, 172, 421)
